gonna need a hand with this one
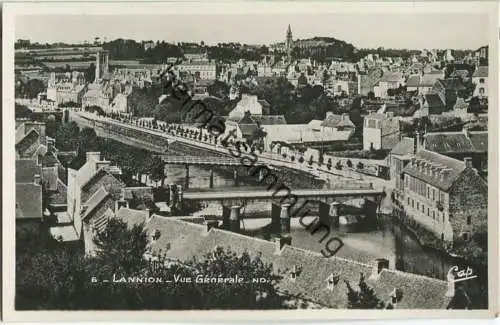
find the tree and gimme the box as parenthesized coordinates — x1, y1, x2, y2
(357, 162, 364, 170)
(335, 160, 343, 170)
(326, 158, 332, 170)
(367, 91, 375, 100)
(468, 97, 481, 114)
(54, 121, 80, 151)
(346, 159, 353, 168)
(85, 63, 96, 83)
(15, 220, 287, 310)
(63, 109, 70, 123)
(308, 155, 314, 166)
(318, 152, 324, 166)
(23, 79, 45, 99)
(92, 218, 148, 275)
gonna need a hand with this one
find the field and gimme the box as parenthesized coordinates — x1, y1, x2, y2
(41, 61, 95, 69)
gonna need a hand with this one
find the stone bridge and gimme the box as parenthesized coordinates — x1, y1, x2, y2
(178, 187, 386, 234)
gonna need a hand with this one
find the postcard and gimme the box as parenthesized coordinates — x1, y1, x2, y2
(2, 1, 498, 321)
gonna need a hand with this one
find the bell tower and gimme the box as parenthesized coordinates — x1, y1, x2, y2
(285, 24, 293, 59)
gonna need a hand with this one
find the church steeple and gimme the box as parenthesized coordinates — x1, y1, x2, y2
(285, 24, 293, 59)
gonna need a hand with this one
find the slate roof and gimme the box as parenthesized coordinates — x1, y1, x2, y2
(424, 131, 488, 154)
(16, 159, 41, 183)
(16, 183, 42, 220)
(402, 149, 466, 191)
(122, 187, 153, 201)
(391, 137, 415, 156)
(115, 207, 149, 229)
(16, 129, 40, 157)
(468, 132, 488, 152)
(144, 215, 207, 260)
(420, 73, 443, 87)
(472, 66, 488, 78)
(49, 179, 67, 205)
(142, 217, 450, 309)
(81, 168, 125, 202)
(251, 115, 287, 125)
(370, 269, 448, 309)
(82, 187, 110, 221)
(424, 93, 445, 111)
(321, 114, 355, 129)
(406, 75, 420, 88)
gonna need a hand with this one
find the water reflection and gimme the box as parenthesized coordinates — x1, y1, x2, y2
(166, 163, 453, 281)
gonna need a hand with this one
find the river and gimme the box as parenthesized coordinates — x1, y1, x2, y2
(163, 164, 454, 281)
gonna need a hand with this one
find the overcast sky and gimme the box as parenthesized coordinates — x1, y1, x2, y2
(15, 13, 489, 50)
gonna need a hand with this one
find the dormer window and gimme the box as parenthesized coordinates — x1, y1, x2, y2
(290, 265, 302, 281)
(152, 229, 161, 241)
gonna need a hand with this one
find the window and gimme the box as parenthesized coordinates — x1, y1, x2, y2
(422, 204, 425, 213)
(412, 200, 414, 208)
(479, 87, 485, 94)
(427, 187, 430, 199)
(407, 197, 410, 205)
(433, 211, 436, 220)
(442, 214, 445, 223)
(467, 215, 471, 225)
(417, 202, 419, 210)
(432, 189, 435, 200)
(427, 208, 430, 217)
(479, 78, 485, 84)
(463, 233, 469, 241)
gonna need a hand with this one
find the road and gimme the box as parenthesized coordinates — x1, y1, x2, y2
(73, 110, 394, 195)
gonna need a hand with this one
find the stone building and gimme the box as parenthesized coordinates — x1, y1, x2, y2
(400, 149, 487, 243)
(363, 112, 400, 151)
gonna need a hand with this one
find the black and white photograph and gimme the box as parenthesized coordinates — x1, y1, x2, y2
(3, 1, 498, 321)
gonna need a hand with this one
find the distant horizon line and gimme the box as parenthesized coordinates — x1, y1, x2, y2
(15, 38, 487, 52)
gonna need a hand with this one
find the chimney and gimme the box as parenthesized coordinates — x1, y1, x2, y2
(33, 174, 41, 185)
(47, 138, 55, 153)
(445, 269, 456, 297)
(464, 157, 473, 169)
(413, 135, 419, 154)
(440, 168, 448, 182)
(206, 220, 219, 232)
(86, 152, 101, 163)
(462, 127, 470, 139)
(421, 161, 427, 174)
(370, 258, 389, 280)
(274, 235, 292, 253)
(96, 160, 111, 171)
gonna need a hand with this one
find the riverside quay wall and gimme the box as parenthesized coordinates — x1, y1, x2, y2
(70, 112, 170, 153)
(70, 112, 326, 190)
